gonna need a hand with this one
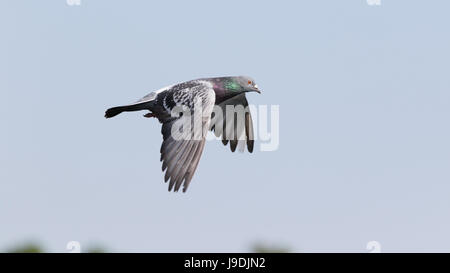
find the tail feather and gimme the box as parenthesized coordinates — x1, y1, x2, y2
(104, 102, 153, 118)
(105, 106, 126, 118)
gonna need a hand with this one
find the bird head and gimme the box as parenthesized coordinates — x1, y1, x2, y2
(210, 76, 261, 104)
(238, 76, 261, 93)
(222, 76, 261, 94)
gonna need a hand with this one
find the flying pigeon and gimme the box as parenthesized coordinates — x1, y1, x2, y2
(105, 76, 260, 192)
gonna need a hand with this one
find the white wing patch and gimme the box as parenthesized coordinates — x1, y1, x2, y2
(132, 84, 174, 105)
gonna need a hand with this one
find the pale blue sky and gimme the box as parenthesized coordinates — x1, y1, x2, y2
(1, 0, 450, 252)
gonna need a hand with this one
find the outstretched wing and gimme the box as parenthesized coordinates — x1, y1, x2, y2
(156, 81, 215, 192)
(210, 93, 255, 153)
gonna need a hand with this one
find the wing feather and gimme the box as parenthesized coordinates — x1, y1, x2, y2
(158, 82, 215, 192)
(182, 139, 206, 192)
(211, 93, 255, 153)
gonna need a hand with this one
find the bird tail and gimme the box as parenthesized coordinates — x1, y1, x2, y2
(105, 102, 153, 118)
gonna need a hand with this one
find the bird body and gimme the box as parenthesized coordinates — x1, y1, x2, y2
(105, 76, 260, 192)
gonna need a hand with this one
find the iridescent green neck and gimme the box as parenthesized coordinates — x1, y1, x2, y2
(224, 79, 240, 91)
(211, 77, 242, 104)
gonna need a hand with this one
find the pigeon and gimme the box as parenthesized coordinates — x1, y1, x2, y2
(105, 76, 261, 192)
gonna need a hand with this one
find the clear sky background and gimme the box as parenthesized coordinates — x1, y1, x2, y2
(1, 0, 450, 252)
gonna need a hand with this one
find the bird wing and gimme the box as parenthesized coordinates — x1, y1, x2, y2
(157, 81, 215, 192)
(210, 93, 255, 153)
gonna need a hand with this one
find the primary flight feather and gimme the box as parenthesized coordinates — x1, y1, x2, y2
(105, 76, 261, 192)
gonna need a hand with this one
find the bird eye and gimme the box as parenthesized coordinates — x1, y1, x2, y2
(248, 80, 252, 85)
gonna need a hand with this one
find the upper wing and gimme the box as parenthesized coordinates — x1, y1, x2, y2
(157, 82, 215, 192)
(210, 93, 255, 153)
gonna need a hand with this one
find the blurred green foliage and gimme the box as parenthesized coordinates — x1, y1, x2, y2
(251, 242, 291, 253)
(4, 240, 291, 253)
(4, 241, 108, 253)
(6, 241, 45, 253)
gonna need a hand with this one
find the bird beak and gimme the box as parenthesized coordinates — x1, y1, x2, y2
(249, 85, 261, 94)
